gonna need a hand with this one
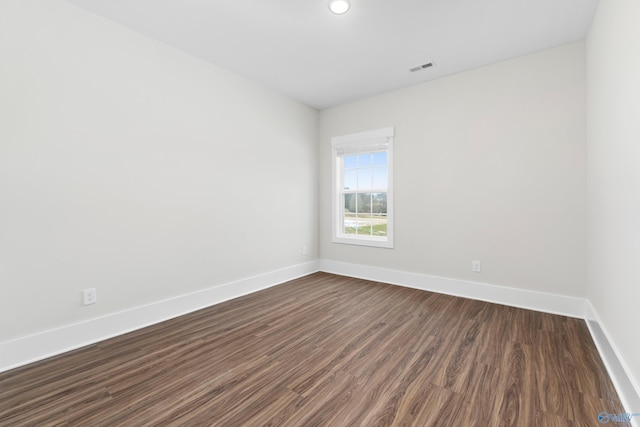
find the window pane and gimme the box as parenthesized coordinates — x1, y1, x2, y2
(344, 193, 356, 213)
(357, 168, 373, 189)
(372, 193, 387, 236)
(344, 155, 357, 168)
(373, 152, 387, 166)
(344, 169, 357, 190)
(354, 193, 371, 236)
(355, 192, 372, 215)
(372, 192, 387, 214)
(373, 220, 387, 236)
(357, 153, 373, 167)
(372, 167, 387, 188)
(343, 194, 357, 234)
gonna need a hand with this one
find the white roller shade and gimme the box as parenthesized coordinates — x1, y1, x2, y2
(331, 127, 394, 156)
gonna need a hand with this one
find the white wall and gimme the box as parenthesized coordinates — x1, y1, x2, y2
(0, 0, 318, 342)
(319, 42, 587, 297)
(587, 0, 640, 405)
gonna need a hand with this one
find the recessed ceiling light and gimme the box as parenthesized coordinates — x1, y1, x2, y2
(328, 0, 351, 15)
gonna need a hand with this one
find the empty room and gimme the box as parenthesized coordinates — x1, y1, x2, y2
(1, 0, 639, 425)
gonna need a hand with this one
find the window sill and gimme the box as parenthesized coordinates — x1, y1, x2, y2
(332, 235, 394, 249)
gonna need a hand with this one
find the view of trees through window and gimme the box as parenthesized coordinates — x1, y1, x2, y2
(341, 152, 388, 237)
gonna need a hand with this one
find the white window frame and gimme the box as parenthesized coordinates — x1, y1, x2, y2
(331, 127, 394, 249)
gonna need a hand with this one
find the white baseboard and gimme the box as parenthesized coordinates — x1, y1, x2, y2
(318, 259, 586, 318)
(586, 302, 640, 425)
(0, 261, 319, 373)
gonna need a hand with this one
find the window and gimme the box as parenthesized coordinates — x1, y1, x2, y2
(332, 127, 394, 248)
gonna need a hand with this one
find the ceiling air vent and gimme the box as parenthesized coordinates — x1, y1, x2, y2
(410, 62, 435, 73)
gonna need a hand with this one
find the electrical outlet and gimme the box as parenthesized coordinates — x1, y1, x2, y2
(472, 260, 481, 273)
(302, 246, 308, 256)
(83, 288, 97, 305)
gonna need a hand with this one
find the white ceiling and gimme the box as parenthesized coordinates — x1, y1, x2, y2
(65, 0, 599, 110)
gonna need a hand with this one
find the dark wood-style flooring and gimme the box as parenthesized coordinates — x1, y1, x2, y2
(0, 272, 628, 426)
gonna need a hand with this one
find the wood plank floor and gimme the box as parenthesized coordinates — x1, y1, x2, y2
(0, 272, 628, 426)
